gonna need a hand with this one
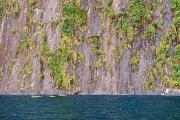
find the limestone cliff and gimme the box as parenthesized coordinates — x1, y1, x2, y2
(0, 0, 179, 95)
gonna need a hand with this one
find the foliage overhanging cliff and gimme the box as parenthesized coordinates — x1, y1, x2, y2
(0, 0, 179, 95)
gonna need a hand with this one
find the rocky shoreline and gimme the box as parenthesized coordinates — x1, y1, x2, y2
(0, 89, 180, 96)
(146, 89, 180, 96)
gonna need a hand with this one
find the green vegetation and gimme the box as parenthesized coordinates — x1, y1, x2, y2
(40, 31, 81, 90)
(0, 0, 5, 8)
(144, 67, 157, 91)
(90, 36, 104, 57)
(129, 0, 145, 27)
(0, 0, 5, 15)
(40, 31, 70, 89)
(50, 19, 59, 30)
(52, 46, 68, 87)
(129, 51, 140, 71)
(76, 52, 84, 63)
(170, 0, 180, 26)
(145, 19, 179, 90)
(149, 0, 180, 88)
(172, 44, 180, 87)
(62, 18, 74, 37)
(113, 40, 128, 62)
(12, 1, 21, 17)
(103, 0, 154, 64)
(27, 0, 36, 25)
(90, 59, 104, 69)
(20, 58, 32, 78)
(169, 0, 180, 87)
(15, 44, 21, 56)
(40, 31, 49, 56)
(1, 0, 21, 17)
(63, 4, 86, 27)
(62, 3, 86, 37)
(144, 24, 156, 40)
(106, 40, 112, 47)
(21, 35, 30, 48)
(144, 31, 172, 90)
(90, 36, 105, 69)
(36, 1, 87, 90)
(2, 0, 179, 93)
(103, 1, 117, 20)
(11, 26, 18, 35)
(156, 35, 171, 64)
(8, 59, 16, 72)
(116, 12, 128, 31)
(100, 0, 179, 90)
(101, 0, 179, 90)
(16, 35, 30, 55)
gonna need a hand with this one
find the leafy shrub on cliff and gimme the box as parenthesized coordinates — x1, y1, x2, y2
(12, 2, 21, 17)
(0, 0, 4, 6)
(170, 0, 180, 27)
(103, 1, 117, 20)
(116, 12, 128, 31)
(27, 0, 36, 25)
(130, 51, 140, 71)
(55, 47, 68, 87)
(0, 0, 5, 19)
(8, 59, 16, 72)
(62, 4, 86, 37)
(144, 24, 156, 40)
(40, 31, 70, 89)
(16, 35, 30, 56)
(156, 35, 171, 64)
(40, 31, 50, 57)
(0, 0, 5, 11)
(62, 18, 74, 37)
(20, 58, 32, 78)
(129, 0, 145, 27)
(91, 36, 100, 54)
(172, 44, 180, 87)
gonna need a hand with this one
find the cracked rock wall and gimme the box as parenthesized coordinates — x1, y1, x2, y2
(0, 0, 179, 95)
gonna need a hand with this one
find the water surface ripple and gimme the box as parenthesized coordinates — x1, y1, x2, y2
(0, 95, 180, 120)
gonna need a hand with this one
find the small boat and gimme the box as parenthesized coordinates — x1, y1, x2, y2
(49, 96, 56, 98)
(57, 94, 66, 97)
(31, 95, 42, 98)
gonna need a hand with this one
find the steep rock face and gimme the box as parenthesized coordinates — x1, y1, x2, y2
(0, 0, 179, 95)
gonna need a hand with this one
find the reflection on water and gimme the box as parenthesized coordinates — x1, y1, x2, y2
(0, 95, 180, 120)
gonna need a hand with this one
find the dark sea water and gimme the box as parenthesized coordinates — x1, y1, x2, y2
(0, 95, 180, 120)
